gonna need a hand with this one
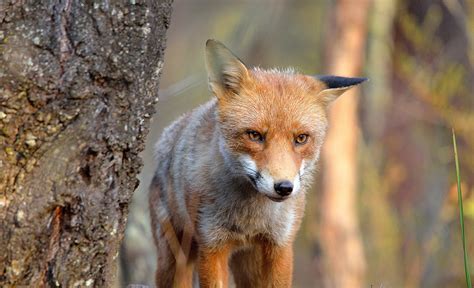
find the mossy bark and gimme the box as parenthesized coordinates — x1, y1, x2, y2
(0, 0, 172, 286)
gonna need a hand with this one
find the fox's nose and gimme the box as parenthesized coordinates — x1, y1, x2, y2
(274, 181, 293, 196)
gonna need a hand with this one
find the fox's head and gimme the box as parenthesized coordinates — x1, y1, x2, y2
(206, 39, 366, 202)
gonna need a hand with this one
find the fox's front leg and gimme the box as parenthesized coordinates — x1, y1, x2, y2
(198, 245, 231, 288)
(261, 243, 294, 288)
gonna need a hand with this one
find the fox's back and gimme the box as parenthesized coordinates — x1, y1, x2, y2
(150, 99, 218, 227)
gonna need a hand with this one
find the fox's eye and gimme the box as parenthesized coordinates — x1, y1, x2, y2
(295, 134, 309, 145)
(247, 130, 264, 142)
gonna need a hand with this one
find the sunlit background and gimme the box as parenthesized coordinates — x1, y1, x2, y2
(120, 0, 474, 287)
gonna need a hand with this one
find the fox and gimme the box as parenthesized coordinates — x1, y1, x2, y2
(149, 39, 366, 288)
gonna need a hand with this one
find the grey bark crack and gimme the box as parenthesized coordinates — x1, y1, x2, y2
(54, 0, 73, 72)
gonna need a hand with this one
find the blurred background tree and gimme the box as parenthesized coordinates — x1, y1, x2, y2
(121, 0, 474, 287)
(319, 0, 369, 287)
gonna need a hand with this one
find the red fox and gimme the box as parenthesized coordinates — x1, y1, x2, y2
(149, 39, 366, 287)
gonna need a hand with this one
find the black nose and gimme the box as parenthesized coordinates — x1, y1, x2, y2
(274, 181, 293, 196)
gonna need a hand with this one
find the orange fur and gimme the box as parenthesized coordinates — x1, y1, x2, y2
(198, 244, 233, 288)
(261, 243, 294, 287)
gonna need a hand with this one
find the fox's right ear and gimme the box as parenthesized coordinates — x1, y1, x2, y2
(315, 75, 368, 106)
(205, 39, 249, 99)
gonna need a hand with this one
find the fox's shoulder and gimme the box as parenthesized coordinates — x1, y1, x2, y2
(154, 98, 217, 158)
(153, 112, 190, 159)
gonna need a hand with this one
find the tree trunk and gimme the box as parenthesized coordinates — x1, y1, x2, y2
(0, 1, 172, 286)
(319, 0, 370, 287)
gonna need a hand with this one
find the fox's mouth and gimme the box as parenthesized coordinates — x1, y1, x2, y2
(246, 172, 261, 188)
(266, 195, 289, 202)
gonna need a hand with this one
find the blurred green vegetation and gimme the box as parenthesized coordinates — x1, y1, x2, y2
(121, 0, 474, 287)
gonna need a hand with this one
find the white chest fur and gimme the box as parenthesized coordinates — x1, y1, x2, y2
(198, 194, 298, 247)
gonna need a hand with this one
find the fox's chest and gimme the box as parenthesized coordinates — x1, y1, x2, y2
(198, 195, 301, 246)
(245, 209, 295, 245)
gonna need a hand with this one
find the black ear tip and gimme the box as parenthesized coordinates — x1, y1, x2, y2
(316, 75, 368, 89)
(352, 77, 368, 86)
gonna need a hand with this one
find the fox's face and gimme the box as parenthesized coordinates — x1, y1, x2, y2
(216, 71, 329, 202)
(206, 40, 366, 202)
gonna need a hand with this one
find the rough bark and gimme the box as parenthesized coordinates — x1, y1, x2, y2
(319, 0, 370, 287)
(0, 0, 172, 286)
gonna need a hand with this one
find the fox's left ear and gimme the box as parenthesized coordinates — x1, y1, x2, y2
(315, 75, 368, 105)
(205, 39, 249, 99)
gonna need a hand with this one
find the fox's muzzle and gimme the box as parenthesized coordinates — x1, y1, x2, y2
(238, 154, 302, 202)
